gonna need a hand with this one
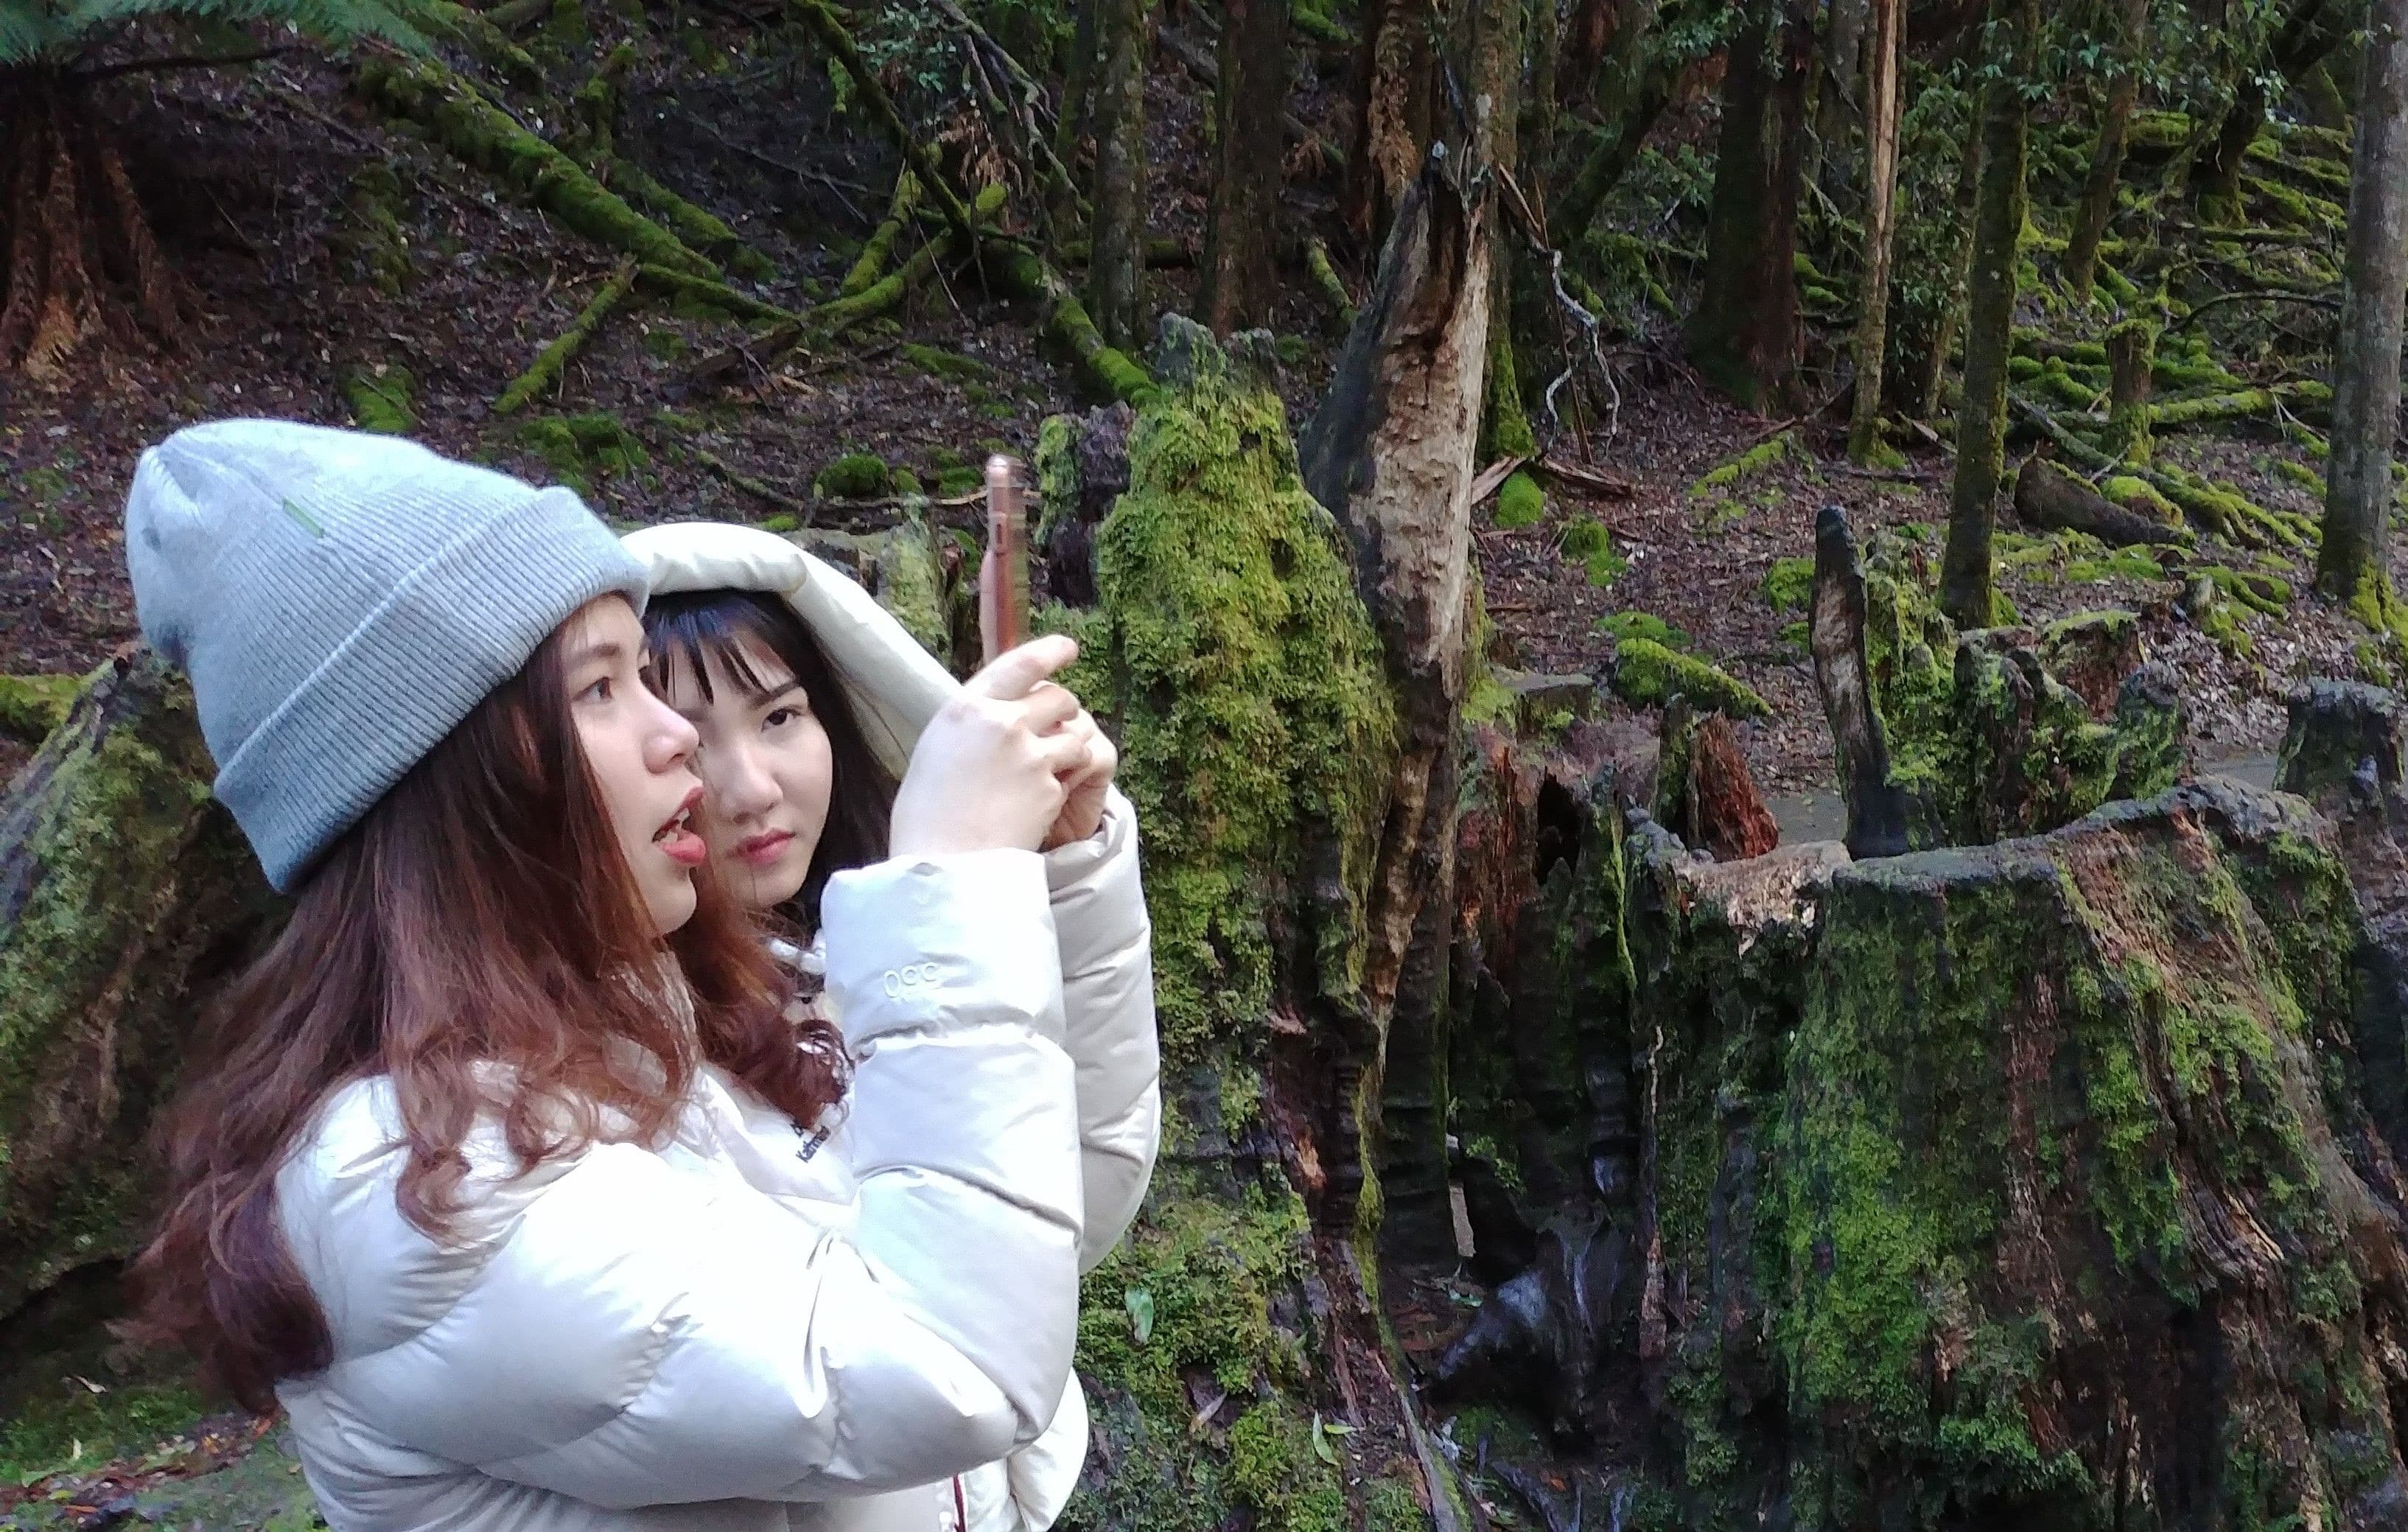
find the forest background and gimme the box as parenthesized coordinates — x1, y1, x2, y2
(10, 0, 2408, 1528)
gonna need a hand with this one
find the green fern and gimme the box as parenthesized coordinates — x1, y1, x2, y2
(1, 0, 430, 67)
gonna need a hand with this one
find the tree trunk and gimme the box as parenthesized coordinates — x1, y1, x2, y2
(2320, 0, 2408, 605)
(2200, 0, 2345, 215)
(1054, 0, 1105, 225)
(1939, 0, 2038, 629)
(1687, 1, 1813, 412)
(0, 74, 187, 379)
(1914, 50, 1987, 419)
(1808, 0, 1870, 197)
(1197, 0, 1290, 332)
(1845, 0, 1904, 464)
(1549, 0, 1667, 242)
(1302, 161, 1490, 1077)
(2063, 0, 2149, 303)
(1349, 0, 1439, 243)
(1083, 0, 1152, 349)
(0, 650, 281, 1320)
(2104, 316, 2155, 464)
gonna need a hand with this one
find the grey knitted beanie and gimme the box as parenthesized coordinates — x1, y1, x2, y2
(124, 419, 649, 892)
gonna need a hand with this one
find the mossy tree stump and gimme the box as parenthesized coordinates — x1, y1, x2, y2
(1036, 320, 1462, 1530)
(1434, 773, 2408, 1528)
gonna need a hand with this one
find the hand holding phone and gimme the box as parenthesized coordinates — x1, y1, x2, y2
(981, 453, 1029, 665)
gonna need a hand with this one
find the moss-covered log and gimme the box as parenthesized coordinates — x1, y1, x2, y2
(983, 235, 1159, 408)
(2012, 455, 2188, 548)
(841, 169, 920, 298)
(354, 57, 715, 279)
(0, 650, 280, 1320)
(491, 259, 637, 416)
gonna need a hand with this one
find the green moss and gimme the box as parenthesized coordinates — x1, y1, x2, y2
(1068, 323, 1395, 1066)
(1595, 610, 1690, 649)
(934, 465, 984, 499)
(1610, 638, 1769, 718)
(337, 164, 413, 295)
(1763, 556, 1815, 614)
(1226, 1403, 1349, 1532)
(1688, 430, 1800, 498)
(2272, 458, 2325, 494)
(2065, 546, 2165, 584)
(812, 452, 892, 500)
(2202, 563, 2293, 616)
(517, 413, 646, 497)
(0, 673, 80, 746)
(901, 343, 995, 385)
(757, 514, 798, 534)
(343, 363, 416, 435)
(1559, 517, 1627, 587)
(2099, 475, 2179, 522)
(1493, 469, 1544, 528)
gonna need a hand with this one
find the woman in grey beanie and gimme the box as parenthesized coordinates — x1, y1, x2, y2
(121, 420, 1104, 1532)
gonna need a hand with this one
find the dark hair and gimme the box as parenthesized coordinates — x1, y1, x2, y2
(126, 618, 848, 1412)
(642, 590, 900, 929)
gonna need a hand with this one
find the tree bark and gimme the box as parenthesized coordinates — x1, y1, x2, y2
(1808, 0, 1870, 196)
(2320, 0, 2408, 604)
(1083, 0, 1152, 349)
(1302, 161, 1490, 1075)
(1687, 1, 1813, 412)
(2199, 0, 2345, 214)
(1939, 0, 2038, 629)
(2013, 454, 2186, 547)
(1349, 0, 1438, 242)
(1914, 48, 1987, 419)
(2104, 316, 2155, 464)
(1197, 0, 1290, 332)
(2063, 0, 2149, 303)
(1845, 0, 1904, 464)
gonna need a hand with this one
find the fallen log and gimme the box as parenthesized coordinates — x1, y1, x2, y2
(492, 259, 638, 416)
(355, 57, 715, 279)
(841, 169, 920, 298)
(2012, 455, 2188, 548)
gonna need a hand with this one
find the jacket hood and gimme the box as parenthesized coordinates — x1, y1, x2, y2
(620, 521, 959, 779)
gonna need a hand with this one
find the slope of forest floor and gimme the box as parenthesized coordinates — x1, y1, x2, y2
(0, 44, 2397, 817)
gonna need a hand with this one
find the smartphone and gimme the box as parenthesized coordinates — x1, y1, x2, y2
(983, 452, 1030, 662)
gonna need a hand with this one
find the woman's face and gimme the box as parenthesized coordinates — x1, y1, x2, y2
(562, 596, 710, 936)
(659, 631, 835, 912)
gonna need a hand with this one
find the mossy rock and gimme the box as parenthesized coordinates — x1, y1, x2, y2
(1596, 610, 1690, 651)
(1559, 517, 1626, 587)
(0, 654, 283, 1322)
(1611, 638, 1768, 718)
(812, 452, 893, 500)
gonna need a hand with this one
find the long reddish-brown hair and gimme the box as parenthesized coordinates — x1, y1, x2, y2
(126, 615, 849, 1411)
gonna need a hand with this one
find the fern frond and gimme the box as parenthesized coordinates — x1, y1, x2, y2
(27, 0, 430, 63)
(0, 1, 71, 66)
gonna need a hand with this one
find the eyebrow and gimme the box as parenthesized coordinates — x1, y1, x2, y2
(566, 640, 643, 671)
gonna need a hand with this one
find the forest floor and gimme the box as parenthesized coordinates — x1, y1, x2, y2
(0, 41, 2395, 820)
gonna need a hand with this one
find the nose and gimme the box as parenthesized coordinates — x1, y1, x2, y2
(643, 690, 699, 774)
(704, 736, 783, 820)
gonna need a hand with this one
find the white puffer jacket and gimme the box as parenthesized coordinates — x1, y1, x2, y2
(270, 525, 1161, 1532)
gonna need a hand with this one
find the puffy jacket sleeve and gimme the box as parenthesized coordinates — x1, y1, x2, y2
(278, 850, 1084, 1510)
(1042, 786, 1161, 1270)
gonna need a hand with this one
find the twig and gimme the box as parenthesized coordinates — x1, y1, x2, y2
(2175, 287, 2342, 329)
(695, 447, 811, 514)
(1469, 455, 1527, 506)
(1535, 455, 1636, 499)
(1496, 164, 1621, 444)
(686, 118, 870, 220)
